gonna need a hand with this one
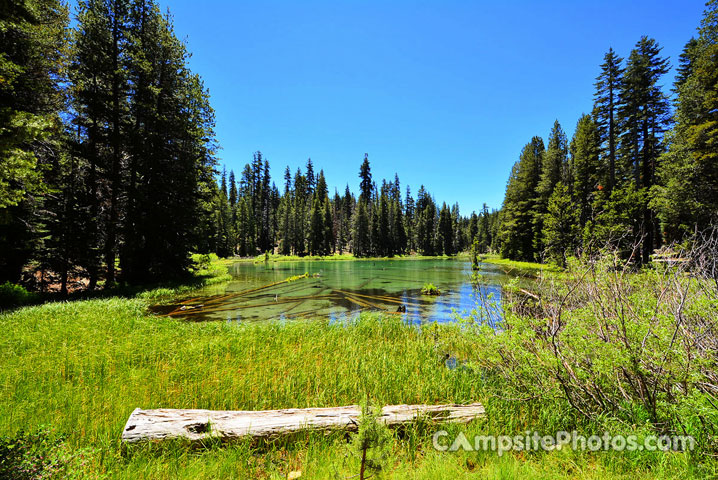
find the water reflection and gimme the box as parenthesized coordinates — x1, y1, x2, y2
(151, 258, 511, 324)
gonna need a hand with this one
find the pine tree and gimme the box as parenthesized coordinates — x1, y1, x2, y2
(542, 183, 579, 268)
(309, 196, 324, 255)
(105, 0, 131, 285)
(343, 186, 354, 252)
(228, 170, 237, 207)
(438, 203, 454, 255)
(280, 166, 293, 254)
(314, 170, 326, 199)
(618, 36, 671, 262)
(498, 137, 544, 261)
(404, 185, 415, 253)
(593, 48, 624, 193)
(469, 212, 478, 245)
(305, 158, 315, 194)
(415, 186, 437, 255)
(353, 200, 370, 257)
(0, 0, 69, 284)
(533, 121, 568, 256)
(378, 193, 390, 256)
(393, 201, 406, 255)
(259, 159, 271, 252)
(359, 154, 372, 202)
(323, 198, 334, 254)
(478, 204, 492, 253)
(292, 168, 306, 255)
(653, 1, 718, 240)
(570, 114, 601, 230)
(593, 184, 646, 259)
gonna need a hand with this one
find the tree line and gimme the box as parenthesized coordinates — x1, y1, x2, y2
(207, 154, 500, 260)
(497, 1, 718, 266)
(1, 0, 217, 290)
(0, 0, 499, 293)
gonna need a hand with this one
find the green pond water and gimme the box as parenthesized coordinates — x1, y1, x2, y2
(155, 258, 512, 324)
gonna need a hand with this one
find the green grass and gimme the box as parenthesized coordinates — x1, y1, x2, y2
(0, 253, 710, 478)
(0, 304, 702, 478)
(478, 254, 561, 275)
(242, 252, 465, 264)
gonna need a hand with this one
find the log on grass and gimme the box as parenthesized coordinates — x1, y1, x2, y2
(121, 403, 485, 444)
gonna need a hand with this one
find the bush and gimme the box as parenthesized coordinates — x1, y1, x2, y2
(0, 427, 98, 479)
(420, 283, 441, 296)
(462, 246, 718, 458)
(0, 282, 36, 310)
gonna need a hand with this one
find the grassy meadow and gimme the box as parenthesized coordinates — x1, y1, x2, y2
(1, 254, 715, 479)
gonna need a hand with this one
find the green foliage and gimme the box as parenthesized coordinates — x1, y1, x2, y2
(591, 184, 646, 259)
(593, 48, 624, 193)
(570, 114, 602, 227)
(499, 137, 544, 261)
(542, 183, 580, 267)
(462, 250, 718, 461)
(351, 401, 393, 480)
(0, 282, 37, 309)
(0, 426, 99, 480)
(438, 202, 454, 255)
(470, 239, 480, 270)
(421, 283, 441, 295)
(0, 0, 68, 284)
(0, 0, 67, 210)
(653, 1, 718, 241)
(534, 121, 569, 255)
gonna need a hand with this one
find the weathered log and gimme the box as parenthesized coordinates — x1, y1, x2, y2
(121, 403, 485, 444)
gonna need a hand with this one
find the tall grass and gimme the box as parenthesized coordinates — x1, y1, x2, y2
(1, 249, 713, 478)
(0, 298, 704, 478)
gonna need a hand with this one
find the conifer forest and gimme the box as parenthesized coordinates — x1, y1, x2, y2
(3, 1, 718, 479)
(3, 0, 718, 290)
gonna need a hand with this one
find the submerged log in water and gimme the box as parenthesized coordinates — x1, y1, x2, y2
(121, 403, 485, 444)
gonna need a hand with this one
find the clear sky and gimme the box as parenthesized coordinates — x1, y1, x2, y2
(147, 1, 705, 212)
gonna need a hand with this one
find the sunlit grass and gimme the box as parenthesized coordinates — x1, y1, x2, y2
(478, 254, 561, 274)
(0, 254, 708, 478)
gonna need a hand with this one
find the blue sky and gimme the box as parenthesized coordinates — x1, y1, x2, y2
(157, 1, 704, 212)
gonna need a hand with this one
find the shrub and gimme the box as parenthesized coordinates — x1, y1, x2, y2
(0, 427, 98, 479)
(350, 401, 392, 480)
(421, 283, 441, 296)
(462, 246, 718, 456)
(0, 282, 36, 310)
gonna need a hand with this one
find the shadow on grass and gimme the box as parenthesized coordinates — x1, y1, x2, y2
(1, 259, 231, 313)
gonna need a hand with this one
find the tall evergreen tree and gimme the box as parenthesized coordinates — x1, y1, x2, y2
(533, 121, 568, 256)
(308, 196, 324, 255)
(415, 186, 437, 255)
(438, 203, 454, 255)
(359, 154, 372, 202)
(653, 1, 718, 240)
(478, 204, 492, 253)
(352, 199, 370, 257)
(405, 185, 415, 253)
(593, 48, 624, 193)
(570, 114, 601, 230)
(279, 166, 293, 254)
(0, 0, 69, 284)
(498, 136, 544, 261)
(292, 168, 306, 255)
(618, 36, 671, 262)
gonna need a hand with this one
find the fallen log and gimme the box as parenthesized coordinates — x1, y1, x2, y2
(122, 403, 485, 444)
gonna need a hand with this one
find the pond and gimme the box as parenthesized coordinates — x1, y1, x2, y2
(153, 258, 513, 324)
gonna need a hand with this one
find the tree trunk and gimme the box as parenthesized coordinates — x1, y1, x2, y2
(122, 403, 485, 445)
